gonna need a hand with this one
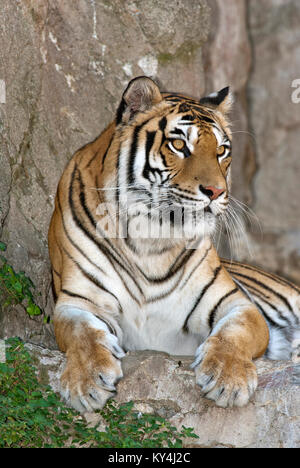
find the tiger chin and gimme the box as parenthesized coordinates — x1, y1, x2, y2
(48, 76, 300, 413)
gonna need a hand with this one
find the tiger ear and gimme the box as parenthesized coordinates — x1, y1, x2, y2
(199, 87, 233, 115)
(116, 76, 162, 124)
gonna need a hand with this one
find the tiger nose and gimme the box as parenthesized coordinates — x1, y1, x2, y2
(199, 185, 225, 201)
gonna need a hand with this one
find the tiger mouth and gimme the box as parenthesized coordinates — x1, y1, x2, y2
(166, 202, 213, 214)
(165, 194, 213, 214)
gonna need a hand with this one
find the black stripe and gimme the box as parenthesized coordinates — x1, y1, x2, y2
(51, 271, 58, 302)
(78, 169, 97, 228)
(57, 183, 106, 276)
(171, 186, 196, 196)
(200, 116, 215, 125)
(208, 288, 239, 330)
(164, 96, 217, 118)
(229, 270, 296, 316)
(68, 165, 143, 300)
(100, 137, 113, 171)
(146, 270, 185, 303)
(115, 141, 122, 215)
(97, 317, 116, 336)
(179, 103, 190, 113)
(61, 245, 122, 312)
(86, 135, 113, 170)
(143, 131, 156, 180)
(231, 277, 271, 300)
(127, 118, 155, 186)
(159, 148, 168, 168)
(144, 248, 195, 284)
(145, 131, 156, 158)
(159, 116, 167, 132)
(223, 259, 300, 293)
(233, 277, 288, 329)
(183, 145, 191, 158)
(158, 117, 168, 167)
(116, 98, 126, 125)
(170, 127, 186, 137)
(164, 94, 191, 101)
(61, 288, 98, 306)
(61, 289, 117, 335)
(183, 265, 222, 332)
(180, 244, 212, 289)
(252, 299, 283, 329)
(180, 114, 195, 122)
(128, 124, 143, 185)
(164, 97, 182, 103)
(240, 283, 291, 326)
(78, 169, 131, 275)
(74, 166, 134, 277)
(170, 190, 199, 203)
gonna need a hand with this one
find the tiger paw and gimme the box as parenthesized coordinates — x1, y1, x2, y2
(60, 329, 125, 413)
(191, 336, 258, 408)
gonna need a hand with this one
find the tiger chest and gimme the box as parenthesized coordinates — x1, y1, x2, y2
(119, 278, 208, 356)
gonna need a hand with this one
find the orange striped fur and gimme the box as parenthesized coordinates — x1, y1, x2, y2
(48, 77, 299, 412)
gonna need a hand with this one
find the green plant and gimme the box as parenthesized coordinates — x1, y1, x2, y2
(76, 400, 198, 448)
(0, 242, 41, 316)
(0, 338, 198, 448)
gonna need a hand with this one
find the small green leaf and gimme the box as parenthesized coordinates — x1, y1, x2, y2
(13, 281, 23, 294)
(26, 303, 41, 316)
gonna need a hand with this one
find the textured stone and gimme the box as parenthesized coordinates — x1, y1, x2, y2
(0, 304, 56, 349)
(24, 344, 300, 448)
(243, 0, 300, 283)
(204, 0, 251, 92)
(203, 0, 255, 252)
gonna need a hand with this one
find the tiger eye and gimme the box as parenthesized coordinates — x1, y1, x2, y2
(172, 139, 185, 151)
(217, 145, 226, 156)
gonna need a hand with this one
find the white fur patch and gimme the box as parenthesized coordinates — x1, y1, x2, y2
(56, 305, 109, 332)
(267, 327, 291, 360)
(55, 305, 125, 358)
(212, 126, 223, 147)
(209, 304, 249, 336)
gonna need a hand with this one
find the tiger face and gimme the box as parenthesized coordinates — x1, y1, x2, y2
(114, 77, 233, 243)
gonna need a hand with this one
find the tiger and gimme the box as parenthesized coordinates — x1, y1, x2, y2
(48, 76, 300, 413)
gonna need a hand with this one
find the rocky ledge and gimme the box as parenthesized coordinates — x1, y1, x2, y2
(25, 344, 300, 448)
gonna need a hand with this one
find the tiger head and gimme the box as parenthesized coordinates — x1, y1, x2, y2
(113, 76, 233, 244)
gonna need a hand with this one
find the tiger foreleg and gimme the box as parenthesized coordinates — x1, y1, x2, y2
(54, 305, 125, 413)
(191, 304, 269, 407)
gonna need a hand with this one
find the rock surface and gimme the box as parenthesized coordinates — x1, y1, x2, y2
(25, 344, 300, 448)
(244, 0, 300, 283)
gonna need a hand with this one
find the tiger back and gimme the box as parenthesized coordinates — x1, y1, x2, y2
(48, 76, 300, 413)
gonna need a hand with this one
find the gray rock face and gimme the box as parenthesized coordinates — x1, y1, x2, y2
(245, 0, 300, 283)
(0, 2, 299, 343)
(25, 344, 300, 448)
